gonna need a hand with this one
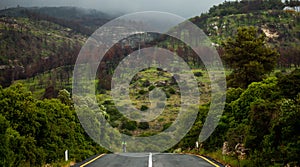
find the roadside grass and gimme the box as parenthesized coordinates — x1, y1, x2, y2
(46, 160, 76, 167)
(205, 150, 253, 167)
(180, 149, 254, 167)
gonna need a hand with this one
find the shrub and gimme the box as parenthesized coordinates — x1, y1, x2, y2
(194, 71, 203, 77)
(139, 89, 147, 95)
(121, 120, 137, 131)
(138, 122, 150, 130)
(140, 105, 149, 111)
(168, 87, 176, 94)
(148, 85, 155, 91)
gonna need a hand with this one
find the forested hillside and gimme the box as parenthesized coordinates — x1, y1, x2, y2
(0, 7, 115, 88)
(0, 16, 84, 87)
(191, 0, 300, 68)
(176, 70, 300, 166)
(180, 1, 300, 166)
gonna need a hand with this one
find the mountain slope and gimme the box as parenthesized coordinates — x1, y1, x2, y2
(0, 15, 85, 87)
(190, 1, 300, 68)
(0, 7, 118, 88)
(0, 7, 115, 35)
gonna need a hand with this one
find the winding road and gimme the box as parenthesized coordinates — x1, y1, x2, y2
(74, 153, 224, 167)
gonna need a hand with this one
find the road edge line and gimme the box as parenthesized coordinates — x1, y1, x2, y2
(80, 154, 105, 167)
(196, 155, 220, 167)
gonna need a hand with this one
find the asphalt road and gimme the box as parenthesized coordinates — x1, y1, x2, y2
(75, 153, 223, 167)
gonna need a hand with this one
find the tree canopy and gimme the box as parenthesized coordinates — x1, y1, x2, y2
(0, 84, 107, 166)
(222, 26, 279, 88)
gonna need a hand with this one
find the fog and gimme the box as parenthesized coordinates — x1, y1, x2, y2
(0, 0, 225, 18)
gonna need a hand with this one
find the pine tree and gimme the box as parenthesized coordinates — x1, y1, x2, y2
(222, 26, 279, 88)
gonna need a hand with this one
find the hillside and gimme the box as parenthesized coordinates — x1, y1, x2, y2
(0, 7, 117, 88)
(0, 16, 85, 87)
(1, 3, 300, 90)
(190, 0, 300, 68)
(0, 6, 115, 34)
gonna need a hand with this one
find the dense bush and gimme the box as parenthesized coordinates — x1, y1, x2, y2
(194, 71, 203, 77)
(0, 84, 106, 166)
(138, 122, 150, 130)
(121, 120, 137, 131)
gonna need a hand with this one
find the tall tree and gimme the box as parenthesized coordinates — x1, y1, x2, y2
(278, 69, 300, 99)
(222, 26, 279, 88)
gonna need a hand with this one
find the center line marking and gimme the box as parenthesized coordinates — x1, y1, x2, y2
(148, 152, 152, 167)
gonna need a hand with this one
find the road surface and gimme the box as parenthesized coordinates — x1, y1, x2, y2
(75, 153, 223, 167)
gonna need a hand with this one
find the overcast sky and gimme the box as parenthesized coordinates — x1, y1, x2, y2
(0, 0, 225, 18)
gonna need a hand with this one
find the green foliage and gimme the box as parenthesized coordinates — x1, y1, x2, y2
(246, 99, 275, 149)
(0, 114, 24, 167)
(140, 105, 149, 111)
(191, 1, 300, 69)
(198, 71, 300, 166)
(229, 77, 279, 123)
(0, 84, 106, 166)
(139, 89, 147, 95)
(171, 105, 207, 150)
(168, 87, 176, 94)
(121, 120, 137, 131)
(148, 85, 155, 91)
(206, 0, 284, 17)
(278, 69, 300, 99)
(223, 26, 279, 88)
(275, 98, 300, 164)
(163, 122, 172, 131)
(138, 122, 150, 130)
(57, 89, 73, 106)
(225, 88, 243, 103)
(194, 71, 203, 77)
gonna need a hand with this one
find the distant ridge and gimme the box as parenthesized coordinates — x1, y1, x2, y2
(0, 6, 116, 20)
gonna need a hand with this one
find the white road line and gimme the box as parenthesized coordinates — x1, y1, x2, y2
(148, 152, 152, 167)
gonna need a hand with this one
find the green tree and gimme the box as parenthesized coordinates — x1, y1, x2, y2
(276, 98, 300, 165)
(278, 69, 300, 99)
(222, 26, 279, 88)
(230, 77, 279, 123)
(58, 89, 73, 107)
(0, 85, 43, 166)
(0, 84, 107, 166)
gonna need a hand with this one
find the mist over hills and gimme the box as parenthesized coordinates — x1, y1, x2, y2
(0, 6, 118, 32)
